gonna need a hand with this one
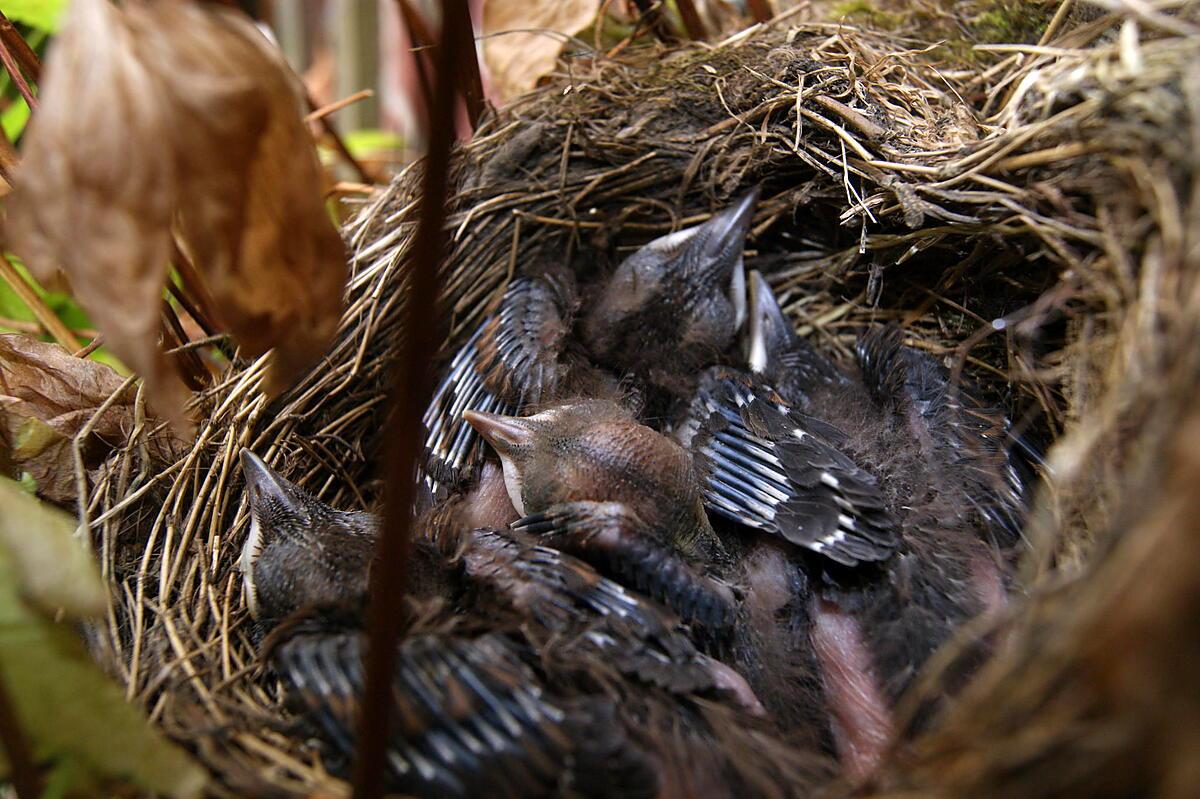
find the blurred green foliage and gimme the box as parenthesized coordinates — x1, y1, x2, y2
(0, 476, 207, 798)
(0, 256, 126, 371)
(1, 0, 66, 32)
(342, 126, 404, 156)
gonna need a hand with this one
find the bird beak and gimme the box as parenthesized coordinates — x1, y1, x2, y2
(703, 187, 760, 258)
(463, 410, 535, 455)
(239, 449, 302, 619)
(702, 188, 760, 329)
(746, 270, 790, 374)
(240, 450, 307, 519)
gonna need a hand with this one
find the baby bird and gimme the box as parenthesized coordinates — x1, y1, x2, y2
(581, 188, 759, 380)
(239, 450, 822, 797)
(738, 270, 1029, 561)
(423, 189, 761, 492)
(462, 399, 884, 751)
(743, 269, 1029, 545)
(689, 271, 1036, 778)
(463, 402, 739, 642)
(239, 451, 376, 627)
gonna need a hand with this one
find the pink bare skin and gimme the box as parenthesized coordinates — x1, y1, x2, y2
(461, 461, 520, 530)
(810, 598, 894, 782)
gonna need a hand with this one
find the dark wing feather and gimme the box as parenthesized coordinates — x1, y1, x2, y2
(512, 501, 737, 647)
(271, 631, 572, 798)
(423, 276, 572, 491)
(688, 369, 898, 566)
(456, 527, 740, 700)
(856, 325, 1037, 543)
(855, 324, 907, 404)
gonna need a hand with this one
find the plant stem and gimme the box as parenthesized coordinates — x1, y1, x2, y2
(350, 1, 468, 797)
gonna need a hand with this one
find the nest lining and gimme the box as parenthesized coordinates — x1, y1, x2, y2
(79, 12, 1200, 796)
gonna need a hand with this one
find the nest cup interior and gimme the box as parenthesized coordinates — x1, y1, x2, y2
(83, 18, 1200, 796)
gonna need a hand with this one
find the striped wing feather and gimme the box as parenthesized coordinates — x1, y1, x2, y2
(690, 369, 898, 566)
(422, 277, 571, 491)
(272, 631, 570, 798)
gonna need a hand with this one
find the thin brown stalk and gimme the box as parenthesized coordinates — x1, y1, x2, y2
(396, 0, 436, 47)
(161, 300, 209, 391)
(631, 0, 679, 43)
(394, 0, 436, 131)
(0, 22, 37, 111)
(0, 10, 41, 83)
(73, 334, 106, 359)
(0, 253, 81, 351)
(0, 316, 97, 339)
(328, 181, 376, 197)
(443, 0, 485, 129)
(396, 0, 483, 131)
(677, 0, 708, 40)
(164, 277, 214, 339)
(168, 239, 220, 336)
(305, 88, 379, 185)
(305, 89, 375, 123)
(350, 1, 469, 797)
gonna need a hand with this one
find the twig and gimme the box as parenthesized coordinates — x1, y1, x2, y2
(168, 240, 220, 336)
(0, 316, 98, 339)
(351, 1, 467, 797)
(0, 16, 37, 111)
(73, 334, 105, 359)
(677, 0, 708, 40)
(0, 10, 41, 83)
(161, 301, 209, 391)
(812, 94, 887, 140)
(996, 141, 1099, 172)
(442, 0, 485, 129)
(395, 0, 436, 50)
(305, 88, 379, 185)
(1037, 0, 1076, 46)
(0, 253, 82, 351)
(394, 0, 435, 124)
(0, 12, 31, 186)
(0, 668, 41, 799)
(305, 89, 375, 123)
(395, 0, 484, 132)
(328, 181, 376, 197)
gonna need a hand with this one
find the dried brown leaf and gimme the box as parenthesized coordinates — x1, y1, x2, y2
(483, 0, 601, 102)
(7, 0, 347, 422)
(0, 333, 179, 503)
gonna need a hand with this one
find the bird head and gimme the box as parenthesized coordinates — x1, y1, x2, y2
(240, 450, 377, 622)
(464, 402, 717, 558)
(582, 188, 761, 372)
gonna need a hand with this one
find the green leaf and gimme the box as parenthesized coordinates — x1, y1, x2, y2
(1, 97, 30, 140)
(0, 254, 128, 372)
(341, 127, 404, 157)
(0, 476, 208, 797)
(1, 0, 67, 32)
(0, 475, 104, 617)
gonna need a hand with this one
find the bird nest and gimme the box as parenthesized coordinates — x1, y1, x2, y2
(83, 11, 1200, 797)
